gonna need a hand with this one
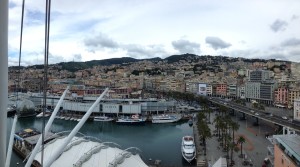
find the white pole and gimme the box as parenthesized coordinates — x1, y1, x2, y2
(5, 115, 18, 167)
(0, 0, 8, 166)
(25, 86, 70, 167)
(44, 88, 109, 167)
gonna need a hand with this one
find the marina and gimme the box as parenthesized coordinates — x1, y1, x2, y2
(7, 116, 194, 166)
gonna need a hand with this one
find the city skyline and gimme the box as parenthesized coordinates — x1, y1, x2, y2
(8, 0, 300, 66)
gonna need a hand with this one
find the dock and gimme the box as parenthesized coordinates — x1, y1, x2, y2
(193, 115, 207, 167)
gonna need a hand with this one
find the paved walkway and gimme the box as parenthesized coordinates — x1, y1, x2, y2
(203, 112, 273, 167)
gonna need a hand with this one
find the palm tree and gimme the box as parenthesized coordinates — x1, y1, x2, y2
(237, 136, 246, 158)
(228, 142, 236, 165)
(198, 121, 212, 155)
(205, 107, 213, 123)
(230, 121, 240, 163)
(213, 115, 222, 137)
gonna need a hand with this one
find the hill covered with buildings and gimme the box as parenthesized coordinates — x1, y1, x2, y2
(8, 54, 300, 111)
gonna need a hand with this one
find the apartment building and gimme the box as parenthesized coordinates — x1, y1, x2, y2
(245, 82, 260, 101)
(227, 84, 237, 98)
(215, 83, 227, 97)
(237, 84, 245, 99)
(289, 88, 300, 109)
(294, 99, 300, 121)
(249, 70, 271, 82)
(206, 84, 212, 96)
(274, 87, 289, 107)
(260, 81, 276, 105)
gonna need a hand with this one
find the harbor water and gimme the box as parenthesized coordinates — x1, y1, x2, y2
(6, 117, 194, 167)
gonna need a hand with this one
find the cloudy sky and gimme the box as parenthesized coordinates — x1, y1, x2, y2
(8, 0, 300, 66)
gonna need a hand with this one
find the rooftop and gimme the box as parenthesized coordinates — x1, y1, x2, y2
(34, 135, 148, 167)
(275, 134, 300, 162)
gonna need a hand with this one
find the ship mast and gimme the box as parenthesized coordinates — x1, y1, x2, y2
(0, 0, 8, 166)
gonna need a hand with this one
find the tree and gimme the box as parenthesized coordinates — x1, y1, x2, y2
(205, 107, 213, 123)
(198, 121, 212, 155)
(230, 121, 240, 163)
(237, 136, 246, 158)
(213, 115, 222, 138)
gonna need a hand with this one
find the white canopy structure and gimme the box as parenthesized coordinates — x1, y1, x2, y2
(34, 135, 148, 167)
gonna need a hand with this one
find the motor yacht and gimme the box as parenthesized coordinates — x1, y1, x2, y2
(181, 136, 196, 163)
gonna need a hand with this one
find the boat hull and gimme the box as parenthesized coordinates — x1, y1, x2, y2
(152, 118, 181, 123)
(152, 114, 182, 124)
(94, 116, 114, 122)
(116, 119, 145, 125)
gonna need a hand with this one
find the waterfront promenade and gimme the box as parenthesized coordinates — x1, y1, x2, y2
(193, 111, 273, 167)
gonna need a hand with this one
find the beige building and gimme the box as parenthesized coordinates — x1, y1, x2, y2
(289, 89, 300, 109)
(294, 98, 300, 121)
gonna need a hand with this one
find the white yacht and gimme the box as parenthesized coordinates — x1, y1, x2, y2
(181, 136, 196, 163)
(152, 114, 182, 123)
(94, 115, 114, 122)
(116, 114, 145, 125)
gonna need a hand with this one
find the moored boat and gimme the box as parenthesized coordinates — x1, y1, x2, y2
(116, 114, 145, 125)
(152, 114, 182, 123)
(181, 136, 196, 163)
(188, 119, 193, 126)
(94, 116, 114, 122)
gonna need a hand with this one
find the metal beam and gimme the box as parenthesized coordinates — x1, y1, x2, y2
(44, 88, 109, 167)
(5, 115, 18, 167)
(25, 86, 69, 167)
(0, 0, 8, 166)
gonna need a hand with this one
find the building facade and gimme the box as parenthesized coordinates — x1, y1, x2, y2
(274, 87, 289, 107)
(294, 99, 300, 121)
(289, 89, 300, 109)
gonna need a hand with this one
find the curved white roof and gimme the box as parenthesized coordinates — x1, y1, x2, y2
(34, 136, 148, 167)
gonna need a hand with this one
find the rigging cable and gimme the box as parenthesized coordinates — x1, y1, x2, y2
(16, 0, 25, 113)
(41, 0, 52, 165)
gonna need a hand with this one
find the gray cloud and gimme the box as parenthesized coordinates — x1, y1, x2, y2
(205, 36, 231, 50)
(171, 39, 200, 54)
(281, 38, 300, 47)
(83, 32, 168, 58)
(48, 53, 66, 64)
(265, 54, 288, 61)
(291, 15, 299, 21)
(123, 44, 167, 59)
(270, 19, 288, 32)
(73, 54, 82, 61)
(290, 50, 300, 55)
(84, 33, 119, 50)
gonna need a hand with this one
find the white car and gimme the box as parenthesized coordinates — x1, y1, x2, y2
(250, 110, 255, 113)
(282, 116, 288, 120)
(255, 113, 259, 116)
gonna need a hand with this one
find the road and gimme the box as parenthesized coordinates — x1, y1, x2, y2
(209, 97, 300, 132)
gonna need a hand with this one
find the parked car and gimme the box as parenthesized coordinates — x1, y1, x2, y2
(250, 110, 255, 113)
(282, 116, 288, 120)
(255, 113, 259, 116)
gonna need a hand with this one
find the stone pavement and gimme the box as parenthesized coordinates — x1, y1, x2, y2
(203, 111, 273, 167)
